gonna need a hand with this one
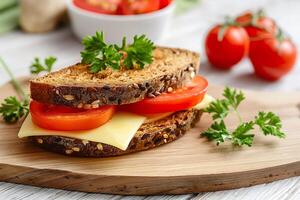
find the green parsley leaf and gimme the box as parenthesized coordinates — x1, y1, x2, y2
(30, 56, 56, 74)
(202, 120, 231, 145)
(223, 87, 245, 109)
(81, 32, 122, 72)
(202, 87, 285, 147)
(203, 99, 230, 120)
(82, 31, 106, 53)
(80, 32, 155, 73)
(122, 35, 155, 69)
(255, 111, 285, 138)
(87, 45, 122, 72)
(232, 121, 255, 147)
(0, 96, 29, 123)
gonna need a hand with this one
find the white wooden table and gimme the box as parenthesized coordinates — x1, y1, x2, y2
(0, 0, 299, 199)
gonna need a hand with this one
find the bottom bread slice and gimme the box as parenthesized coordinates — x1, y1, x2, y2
(29, 109, 202, 157)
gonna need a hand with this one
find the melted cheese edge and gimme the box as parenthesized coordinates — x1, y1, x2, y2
(18, 95, 214, 150)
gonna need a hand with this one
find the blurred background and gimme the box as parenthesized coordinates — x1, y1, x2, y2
(0, 1, 299, 199)
(0, 0, 299, 90)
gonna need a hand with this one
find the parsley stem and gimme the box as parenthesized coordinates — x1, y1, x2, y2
(0, 57, 27, 100)
(233, 108, 243, 124)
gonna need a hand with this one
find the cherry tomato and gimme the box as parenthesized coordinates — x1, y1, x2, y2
(73, 0, 121, 15)
(121, 76, 208, 115)
(119, 0, 160, 15)
(249, 33, 297, 81)
(159, 0, 172, 9)
(30, 101, 116, 131)
(235, 11, 277, 39)
(205, 25, 250, 69)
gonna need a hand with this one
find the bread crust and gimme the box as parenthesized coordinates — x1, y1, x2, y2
(30, 47, 200, 107)
(29, 109, 202, 157)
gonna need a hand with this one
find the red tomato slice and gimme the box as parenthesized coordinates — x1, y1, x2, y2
(73, 0, 120, 15)
(119, 0, 160, 15)
(30, 101, 116, 131)
(121, 76, 208, 115)
(159, 0, 172, 9)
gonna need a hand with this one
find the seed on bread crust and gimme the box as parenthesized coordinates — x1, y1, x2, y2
(171, 77, 177, 83)
(63, 95, 75, 101)
(188, 66, 195, 72)
(82, 140, 89, 145)
(37, 138, 43, 144)
(190, 71, 196, 79)
(167, 87, 173, 93)
(97, 143, 103, 151)
(148, 93, 156, 98)
(92, 100, 100, 105)
(154, 91, 161, 96)
(133, 83, 139, 89)
(72, 147, 80, 152)
(77, 103, 83, 108)
(65, 149, 73, 154)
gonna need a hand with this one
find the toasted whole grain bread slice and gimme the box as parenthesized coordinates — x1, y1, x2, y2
(30, 47, 200, 108)
(29, 109, 202, 157)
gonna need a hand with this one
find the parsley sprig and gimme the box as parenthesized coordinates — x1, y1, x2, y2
(0, 96, 29, 123)
(81, 32, 155, 73)
(30, 56, 56, 74)
(0, 57, 29, 123)
(120, 35, 155, 69)
(202, 87, 285, 147)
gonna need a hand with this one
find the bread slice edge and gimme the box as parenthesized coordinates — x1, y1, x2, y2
(30, 47, 200, 107)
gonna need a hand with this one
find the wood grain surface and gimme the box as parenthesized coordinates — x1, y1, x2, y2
(0, 77, 299, 195)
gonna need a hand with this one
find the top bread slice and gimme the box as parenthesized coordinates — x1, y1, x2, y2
(30, 47, 200, 108)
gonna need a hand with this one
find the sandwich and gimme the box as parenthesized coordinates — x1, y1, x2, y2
(18, 34, 213, 157)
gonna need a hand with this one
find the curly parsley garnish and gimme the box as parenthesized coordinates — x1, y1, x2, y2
(81, 32, 155, 73)
(30, 56, 57, 74)
(0, 97, 29, 123)
(0, 57, 29, 123)
(202, 87, 285, 147)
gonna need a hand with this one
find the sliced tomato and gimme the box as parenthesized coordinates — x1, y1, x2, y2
(119, 0, 160, 15)
(30, 101, 116, 131)
(159, 0, 172, 9)
(121, 76, 208, 115)
(73, 0, 121, 15)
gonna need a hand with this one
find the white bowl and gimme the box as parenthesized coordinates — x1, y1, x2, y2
(67, 0, 175, 44)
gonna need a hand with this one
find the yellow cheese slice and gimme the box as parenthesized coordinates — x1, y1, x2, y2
(18, 94, 214, 150)
(18, 112, 146, 151)
(144, 112, 173, 123)
(194, 94, 215, 110)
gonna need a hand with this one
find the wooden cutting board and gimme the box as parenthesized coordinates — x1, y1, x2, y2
(0, 77, 299, 195)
